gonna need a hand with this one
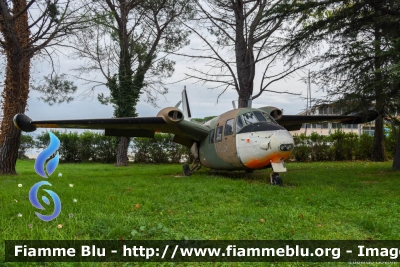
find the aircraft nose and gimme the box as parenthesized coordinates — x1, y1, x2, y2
(238, 129, 294, 170)
(272, 130, 294, 152)
(259, 141, 270, 150)
(258, 131, 294, 152)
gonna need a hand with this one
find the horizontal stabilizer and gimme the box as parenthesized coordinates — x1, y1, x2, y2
(277, 110, 378, 131)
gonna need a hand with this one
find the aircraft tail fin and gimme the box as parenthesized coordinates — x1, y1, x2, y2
(182, 87, 192, 120)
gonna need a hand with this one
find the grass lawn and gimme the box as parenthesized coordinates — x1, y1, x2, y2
(1, 160, 400, 266)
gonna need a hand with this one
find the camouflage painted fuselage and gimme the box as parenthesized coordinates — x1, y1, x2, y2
(199, 108, 294, 171)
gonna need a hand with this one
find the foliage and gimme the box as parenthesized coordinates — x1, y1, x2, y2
(356, 133, 374, 160)
(191, 116, 217, 123)
(291, 133, 311, 162)
(26, 131, 189, 164)
(285, 0, 400, 162)
(385, 123, 400, 159)
(131, 133, 189, 164)
(18, 134, 35, 159)
(31, 74, 77, 105)
(308, 132, 331, 161)
(35, 131, 118, 163)
(75, 0, 194, 110)
(19, 127, 394, 164)
(0, 0, 89, 174)
(73, 0, 194, 166)
(329, 131, 358, 161)
(291, 130, 395, 162)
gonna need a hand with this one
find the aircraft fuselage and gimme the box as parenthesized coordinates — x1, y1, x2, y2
(198, 108, 294, 171)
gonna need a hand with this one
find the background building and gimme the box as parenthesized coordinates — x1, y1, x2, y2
(291, 104, 375, 136)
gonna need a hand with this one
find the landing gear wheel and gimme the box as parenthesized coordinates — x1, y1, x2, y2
(270, 172, 283, 186)
(183, 163, 191, 176)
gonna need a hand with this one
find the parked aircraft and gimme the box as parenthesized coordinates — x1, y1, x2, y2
(14, 89, 377, 185)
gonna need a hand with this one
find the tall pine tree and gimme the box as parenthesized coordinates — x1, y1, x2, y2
(285, 0, 400, 162)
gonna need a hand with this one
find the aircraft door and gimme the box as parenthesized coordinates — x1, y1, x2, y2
(214, 116, 241, 167)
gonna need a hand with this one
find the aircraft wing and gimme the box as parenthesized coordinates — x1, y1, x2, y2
(276, 110, 378, 131)
(13, 107, 209, 147)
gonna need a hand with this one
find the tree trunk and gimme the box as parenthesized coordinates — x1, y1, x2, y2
(0, 55, 31, 174)
(393, 126, 400, 170)
(372, 115, 386, 161)
(238, 95, 251, 108)
(234, 1, 255, 109)
(116, 136, 130, 166)
(371, 25, 386, 162)
(0, 0, 31, 174)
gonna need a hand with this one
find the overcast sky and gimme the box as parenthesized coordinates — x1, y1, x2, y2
(26, 53, 318, 121)
(6, 21, 325, 128)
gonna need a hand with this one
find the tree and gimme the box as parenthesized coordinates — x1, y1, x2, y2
(72, 0, 193, 166)
(393, 123, 400, 170)
(284, 0, 400, 162)
(18, 133, 34, 159)
(32, 73, 77, 106)
(191, 116, 217, 124)
(176, 0, 308, 108)
(0, 0, 87, 174)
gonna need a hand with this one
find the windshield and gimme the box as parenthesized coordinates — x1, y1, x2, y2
(236, 111, 278, 133)
(261, 112, 277, 124)
(242, 112, 258, 125)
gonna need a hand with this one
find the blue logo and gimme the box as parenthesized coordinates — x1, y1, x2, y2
(29, 132, 62, 221)
(35, 132, 60, 178)
(29, 181, 61, 221)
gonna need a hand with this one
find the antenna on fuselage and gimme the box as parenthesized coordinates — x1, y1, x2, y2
(248, 98, 252, 108)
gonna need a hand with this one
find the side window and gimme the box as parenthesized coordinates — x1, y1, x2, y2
(215, 126, 223, 142)
(209, 129, 215, 143)
(224, 119, 234, 136)
(236, 115, 244, 132)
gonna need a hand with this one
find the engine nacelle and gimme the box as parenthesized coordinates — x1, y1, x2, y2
(259, 106, 283, 121)
(157, 107, 184, 124)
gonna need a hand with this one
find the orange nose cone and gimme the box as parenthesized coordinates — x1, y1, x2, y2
(246, 138, 250, 143)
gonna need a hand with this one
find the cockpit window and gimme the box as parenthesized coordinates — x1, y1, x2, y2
(236, 115, 244, 132)
(253, 111, 267, 122)
(236, 111, 278, 133)
(262, 112, 277, 124)
(242, 112, 258, 125)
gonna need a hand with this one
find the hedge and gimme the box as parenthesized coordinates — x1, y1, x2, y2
(34, 130, 119, 163)
(20, 131, 190, 164)
(19, 126, 398, 163)
(131, 133, 190, 164)
(291, 127, 398, 162)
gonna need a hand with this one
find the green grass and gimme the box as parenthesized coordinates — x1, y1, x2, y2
(1, 160, 400, 266)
